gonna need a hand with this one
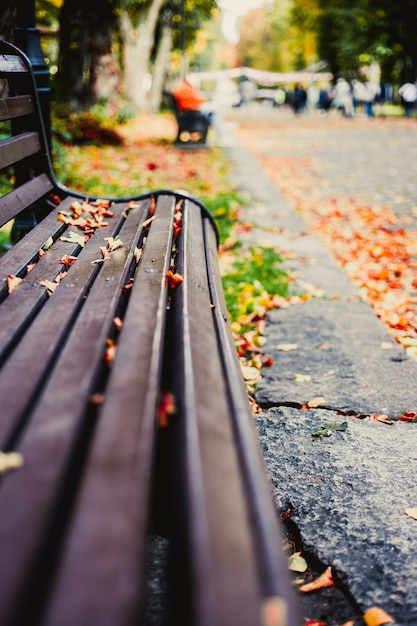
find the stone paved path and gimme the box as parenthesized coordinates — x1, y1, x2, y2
(220, 106, 417, 626)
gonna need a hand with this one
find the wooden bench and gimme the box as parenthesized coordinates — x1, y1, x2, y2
(0, 41, 300, 626)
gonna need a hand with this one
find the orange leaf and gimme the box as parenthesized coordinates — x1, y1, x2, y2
(7, 274, 23, 293)
(166, 270, 183, 290)
(299, 566, 334, 592)
(363, 606, 395, 626)
(59, 255, 77, 270)
(365, 414, 394, 425)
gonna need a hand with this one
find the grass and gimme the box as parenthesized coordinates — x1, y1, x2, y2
(222, 246, 291, 323)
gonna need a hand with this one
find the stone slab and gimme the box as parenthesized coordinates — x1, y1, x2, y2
(255, 406, 417, 625)
(256, 299, 417, 419)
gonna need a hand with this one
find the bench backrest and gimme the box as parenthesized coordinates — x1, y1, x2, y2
(0, 41, 56, 230)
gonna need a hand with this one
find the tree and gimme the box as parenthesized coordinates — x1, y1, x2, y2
(56, 0, 117, 108)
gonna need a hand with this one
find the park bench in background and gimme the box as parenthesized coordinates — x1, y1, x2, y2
(165, 91, 211, 147)
(0, 41, 300, 625)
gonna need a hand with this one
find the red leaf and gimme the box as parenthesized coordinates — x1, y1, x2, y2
(399, 411, 417, 422)
(158, 392, 176, 428)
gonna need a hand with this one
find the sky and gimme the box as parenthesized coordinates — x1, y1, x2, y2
(218, 0, 265, 43)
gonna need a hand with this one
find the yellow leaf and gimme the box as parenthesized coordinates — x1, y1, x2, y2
(363, 606, 395, 626)
(0, 451, 24, 475)
(241, 364, 261, 382)
(307, 396, 326, 408)
(294, 373, 311, 382)
(276, 343, 298, 351)
(288, 552, 308, 573)
(42, 236, 54, 250)
(404, 507, 417, 520)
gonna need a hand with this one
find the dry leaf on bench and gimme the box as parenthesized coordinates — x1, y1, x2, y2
(7, 274, 23, 293)
(0, 451, 24, 475)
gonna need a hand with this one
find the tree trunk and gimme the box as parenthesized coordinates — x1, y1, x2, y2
(86, 3, 119, 104)
(0, 0, 17, 42)
(56, 0, 88, 109)
(120, 0, 167, 110)
(149, 20, 173, 113)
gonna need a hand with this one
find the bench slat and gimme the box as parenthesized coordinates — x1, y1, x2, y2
(0, 196, 76, 298)
(170, 201, 262, 626)
(0, 200, 145, 443)
(0, 173, 54, 227)
(205, 219, 300, 618)
(0, 53, 28, 74)
(39, 196, 176, 626)
(0, 199, 154, 625)
(0, 95, 34, 121)
(0, 131, 41, 169)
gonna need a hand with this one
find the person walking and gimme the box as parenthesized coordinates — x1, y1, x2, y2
(398, 82, 417, 117)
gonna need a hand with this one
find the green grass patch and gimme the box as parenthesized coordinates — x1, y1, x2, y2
(222, 245, 291, 323)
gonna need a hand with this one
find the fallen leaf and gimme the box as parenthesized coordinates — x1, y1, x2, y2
(299, 566, 334, 592)
(294, 373, 311, 382)
(166, 270, 183, 289)
(404, 507, 417, 520)
(305, 621, 327, 626)
(399, 411, 417, 422)
(142, 215, 155, 228)
(0, 451, 24, 475)
(59, 255, 77, 270)
(363, 606, 395, 625)
(90, 393, 104, 405)
(241, 364, 262, 383)
(380, 342, 394, 350)
(364, 414, 394, 425)
(113, 317, 123, 330)
(158, 392, 176, 428)
(60, 231, 86, 247)
(104, 339, 116, 364)
(7, 274, 23, 293)
(288, 552, 308, 573)
(134, 246, 143, 263)
(276, 343, 298, 351)
(312, 421, 348, 438)
(42, 236, 54, 250)
(104, 236, 123, 251)
(307, 396, 326, 408)
(40, 279, 58, 295)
